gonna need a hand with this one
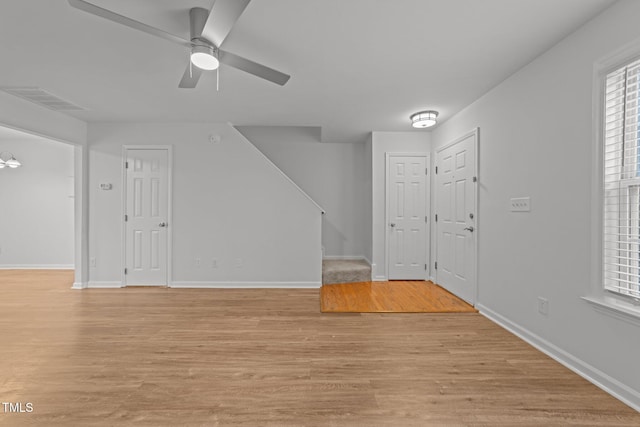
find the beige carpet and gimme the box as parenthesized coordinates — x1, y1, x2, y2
(322, 259, 371, 284)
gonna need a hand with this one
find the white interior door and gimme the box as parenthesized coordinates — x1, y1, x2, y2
(435, 131, 477, 304)
(387, 154, 428, 280)
(124, 148, 169, 286)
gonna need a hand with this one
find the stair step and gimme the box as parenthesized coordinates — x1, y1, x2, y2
(322, 259, 371, 285)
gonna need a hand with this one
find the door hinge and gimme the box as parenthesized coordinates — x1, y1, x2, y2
(425, 167, 428, 175)
(435, 166, 438, 174)
(473, 176, 477, 183)
(124, 214, 128, 222)
(435, 261, 438, 270)
(425, 263, 427, 270)
(125, 161, 129, 169)
(425, 216, 428, 223)
(124, 268, 128, 275)
(435, 214, 438, 222)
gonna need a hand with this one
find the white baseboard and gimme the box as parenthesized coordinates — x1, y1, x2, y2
(478, 303, 640, 412)
(87, 281, 124, 288)
(0, 264, 74, 270)
(170, 281, 321, 289)
(369, 263, 386, 281)
(71, 282, 87, 290)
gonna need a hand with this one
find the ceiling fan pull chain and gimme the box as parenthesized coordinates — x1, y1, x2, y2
(189, 56, 193, 78)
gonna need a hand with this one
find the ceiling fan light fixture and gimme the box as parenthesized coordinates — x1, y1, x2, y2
(190, 44, 219, 71)
(410, 110, 439, 128)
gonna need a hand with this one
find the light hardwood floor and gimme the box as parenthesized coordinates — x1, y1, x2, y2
(0, 270, 638, 426)
(320, 281, 477, 313)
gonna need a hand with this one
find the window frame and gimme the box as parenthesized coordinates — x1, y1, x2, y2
(586, 40, 640, 324)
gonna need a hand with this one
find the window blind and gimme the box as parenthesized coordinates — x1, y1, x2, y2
(603, 58, 640, 299)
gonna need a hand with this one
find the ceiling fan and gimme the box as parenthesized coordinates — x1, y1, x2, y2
(67, 0, 290, 88)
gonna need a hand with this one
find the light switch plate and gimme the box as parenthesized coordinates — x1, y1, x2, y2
(510, 197, 530, 212)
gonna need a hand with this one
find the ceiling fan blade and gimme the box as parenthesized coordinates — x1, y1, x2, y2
(68, 0, 190, 48)
(219, 50, 290, 86)
(201, 0, 252, 47)
(178, 63, 203, 88)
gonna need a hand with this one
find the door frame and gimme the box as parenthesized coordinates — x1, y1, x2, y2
(385, 152, 431, 280)
(434, 128, 479, 304)
(121, 145, 173, 286)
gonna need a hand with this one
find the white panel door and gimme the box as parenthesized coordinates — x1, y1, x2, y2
(435, 132, 476, 304)
(125, 149, 169, 286)
(387, 155, 428, 280)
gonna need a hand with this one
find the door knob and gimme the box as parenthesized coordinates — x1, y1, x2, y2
(464, 226, 474, 232)
(390, 223, 396, 228)
(159, 222, 167, 227)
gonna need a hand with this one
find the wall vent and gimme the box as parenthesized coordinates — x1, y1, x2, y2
(0, 86, 85, 111)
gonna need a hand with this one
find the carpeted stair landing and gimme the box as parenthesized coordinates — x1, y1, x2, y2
(322, 259, 371, 285)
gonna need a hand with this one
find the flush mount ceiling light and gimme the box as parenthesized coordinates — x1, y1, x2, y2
(190, 43, 219, 71)
(0, 151, 21, 169)
(410, 110, 439, 128)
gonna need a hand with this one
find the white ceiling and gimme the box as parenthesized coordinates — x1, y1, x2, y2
(0, 0, 616, 142)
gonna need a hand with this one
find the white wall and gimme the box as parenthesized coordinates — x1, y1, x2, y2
(431, 0, 640, 409)
(87, 123, 323, 287)
(237, 126, 368, 260)
(371, 131, 430, 280)
(0, 137, 75, 268)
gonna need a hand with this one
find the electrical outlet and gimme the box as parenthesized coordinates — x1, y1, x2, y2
(538, 297, 549, 315)
(195, 257, 201, 267)
(510, 197, 531, 212)
(211, 258, 218, 269)
(90, 257, 96, 267)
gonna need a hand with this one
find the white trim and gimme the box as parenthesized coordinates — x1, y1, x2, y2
(588, 37, 640, 316)
(121, 145, 173, 287)
(71, 281, 87, 289)
(385, 152, 430, 281)
(434, 128, 479, 305)
(87, 281, 124, 288)
(170, 281, 321, 289)
(478, 303, 640, 412)
(228, 124, 325, 214)
(0, 264, 74, 269)
(582, 296, 640, 326)
(74, 144, 89, 289)
(371, 262, 388, 281)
